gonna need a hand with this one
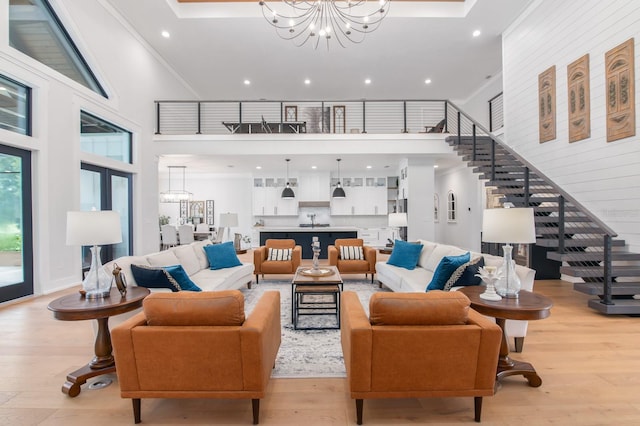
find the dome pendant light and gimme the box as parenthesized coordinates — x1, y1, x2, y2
(332, 158, 346, 198)
(281, 158, 295, 198)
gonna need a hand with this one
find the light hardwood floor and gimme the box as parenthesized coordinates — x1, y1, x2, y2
(2, 274, 640, 425)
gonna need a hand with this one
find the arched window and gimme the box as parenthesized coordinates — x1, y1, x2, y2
(434, 193, 439, 222)
(447, 191, 456, 222)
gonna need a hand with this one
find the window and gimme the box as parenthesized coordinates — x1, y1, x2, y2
(80, 112, 132, 163)
(0, 75, 31, 136)
(447, 191, 456, 222)
(434, 193, 439, 222)
(9, 0, 107, 97)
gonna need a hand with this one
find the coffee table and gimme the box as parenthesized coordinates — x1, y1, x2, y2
(291, 266, 343, 330)
(459, 286, 553, 387)
(48, 286, 150, 397)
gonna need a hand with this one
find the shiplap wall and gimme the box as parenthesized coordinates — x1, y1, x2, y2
(503, 0, 640, 252)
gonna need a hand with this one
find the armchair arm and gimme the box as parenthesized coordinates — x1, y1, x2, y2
(328, 245, 339, 266)
(340, 291, 372, 392)
(112, 312, 148, 391)
(363, 246, 377, 272)
(240, 291, 282, 391)
(291, 245, 302, 271)
(466, 309, 502, 390)
(253, 246, 267, 274)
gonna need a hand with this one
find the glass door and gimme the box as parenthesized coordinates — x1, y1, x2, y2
(0, 144, 33, 303)
(80, 164, 132, 268)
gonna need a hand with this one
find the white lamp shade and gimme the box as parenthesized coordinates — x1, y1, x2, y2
(219, 213, 238, 227)
(66, 210, 122, 246)
(482, 208, 536, 244)
(388, 212, 408, 227)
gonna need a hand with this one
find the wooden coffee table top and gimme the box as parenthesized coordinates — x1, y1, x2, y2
(48, 287, 150, 321)
(459, 286, 553, 321)
(292, 266, 343, 285)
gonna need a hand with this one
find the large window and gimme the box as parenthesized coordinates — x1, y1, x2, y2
(0, 144, 33, 303)
(81, 112, 132, 163)
(0, 75, 31, 136)
(80, 164, 132, 269)
(9, 0, 106, 97)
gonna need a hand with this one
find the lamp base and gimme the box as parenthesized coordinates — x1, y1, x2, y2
(496, 244, 521, 299)
(82, 246, 112, 299)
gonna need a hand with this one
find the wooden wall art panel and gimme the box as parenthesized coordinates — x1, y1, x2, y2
(538, 65, 556, 143)
(567, 54, 591, 142)
(605, 38, 635, 142)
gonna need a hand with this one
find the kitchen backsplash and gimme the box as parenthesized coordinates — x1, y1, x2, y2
(298, 206, 331, 225)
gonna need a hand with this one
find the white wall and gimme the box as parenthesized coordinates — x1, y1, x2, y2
(503, 0, 640, 252)
(0, 0, 194, 295)
(457, 72, 503, 131)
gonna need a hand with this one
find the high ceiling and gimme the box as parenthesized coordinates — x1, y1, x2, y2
(103, 0, 532, 175)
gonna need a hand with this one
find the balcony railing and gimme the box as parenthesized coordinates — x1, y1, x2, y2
(154, 99, 450, 135)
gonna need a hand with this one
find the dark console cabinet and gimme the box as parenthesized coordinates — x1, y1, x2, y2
(259, 231, 358, 259)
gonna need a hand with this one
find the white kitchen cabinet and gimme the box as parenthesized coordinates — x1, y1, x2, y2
(252, 185, 298, 216)
(298, 172, 330, 201)
(330, 178, 388, 216)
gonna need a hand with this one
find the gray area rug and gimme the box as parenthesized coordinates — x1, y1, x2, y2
(241, 279, 389, 378)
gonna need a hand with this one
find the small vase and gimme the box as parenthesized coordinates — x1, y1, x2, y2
(495, 245, 521, 298)
(83, 246, 112, 299)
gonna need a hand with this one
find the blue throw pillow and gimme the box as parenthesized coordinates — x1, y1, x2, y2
(164, 265, 202, 292)
(426, 252, 471, 291)
(386, 240, 424, 270)
(130, 264, 182, 292)
(204, 241, 242, 270)
(443, 256, 485, 291)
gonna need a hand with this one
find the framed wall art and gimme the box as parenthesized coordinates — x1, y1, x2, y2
(567, 54, 591, 142)
(538, 65, 556, 143)
(605, 38, 635, 142)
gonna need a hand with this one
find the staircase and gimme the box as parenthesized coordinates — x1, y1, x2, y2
(444, 105, 640, 315)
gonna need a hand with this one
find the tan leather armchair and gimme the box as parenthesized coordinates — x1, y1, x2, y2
(112, 290, 281, 425)
(253, 239, 302, 283)
(341, 290, 501, 424)
(328, 238, 376, 283)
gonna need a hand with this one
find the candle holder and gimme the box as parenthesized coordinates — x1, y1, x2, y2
(312, 236, 320, 270)
(475, 266, 503, 301)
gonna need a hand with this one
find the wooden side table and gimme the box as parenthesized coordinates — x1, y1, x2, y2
(48, 286, 150, 397)
(378, 247, 393, 255)
(459, 286, 553, 387)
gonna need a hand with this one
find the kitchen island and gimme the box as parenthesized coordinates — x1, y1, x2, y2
(256, 227, 358, 259)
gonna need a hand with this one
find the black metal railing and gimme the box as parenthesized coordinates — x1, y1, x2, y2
(489, 92, 504, 132)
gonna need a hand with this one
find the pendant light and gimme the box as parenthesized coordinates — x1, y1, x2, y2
(281, 158, 295, 198)
(332, 158, 346, 198)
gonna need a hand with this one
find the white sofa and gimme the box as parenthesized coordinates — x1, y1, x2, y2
(104, 240, 254, 292)
(376, 239, 536, 352)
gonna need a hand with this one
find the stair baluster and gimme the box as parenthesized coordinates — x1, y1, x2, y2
(558, 196, 565, 254)
(602, 235, 613, 306)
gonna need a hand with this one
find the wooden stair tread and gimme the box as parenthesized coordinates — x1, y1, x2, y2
(536, 226, 606, 234)
(536, 238, 625, 247)
(547, 251, 640, 261)
(587, 298, 640, 315)
(574, 282, 640, 295)
(561, 266, 640, 277)
(535, 216, 592, 223)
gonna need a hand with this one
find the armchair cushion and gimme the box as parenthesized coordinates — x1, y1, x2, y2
(268, 247, 292, 261)
(142, 290, 245, 326)
(131, 264, 201, 292)
(387, 240, 423, 270)
(340, 246, 364, 260)
(426, 252, 470, 291)
(204, 241, 242, 270)
(444, 256, 485, 291)
(369, 291, 470, 326)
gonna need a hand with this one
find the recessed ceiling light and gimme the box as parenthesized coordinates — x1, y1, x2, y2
(161, 30, 170, 38)
(364, 78, 372, 85)
(256, 166, 262, 170)
(304, 79, 311, 85)
(472, 29, 481, 37)
(434, 165, 439, 168)
(311, 165, 317, 169)
(366, 165, 372, 169)
(425, 78, 432, 84)
(244, 79, 251, 85)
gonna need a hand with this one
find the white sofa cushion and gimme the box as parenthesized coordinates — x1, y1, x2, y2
(191, 263, 254, 291)
(146, 250, 181, 267)
(172, 245, 202, 276)
(416, 239, 438, 269)
(422, 244, 468, 272)
(107, 255, 150, 287)
(191, 240, 212, 269)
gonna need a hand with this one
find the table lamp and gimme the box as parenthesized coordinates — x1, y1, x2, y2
(219, 212, 238, 244)
(66, 210, 122, 299)
(388, 212, 408, 243)
(481, 207, 535, 298)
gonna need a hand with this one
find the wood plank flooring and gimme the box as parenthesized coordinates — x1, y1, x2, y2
(2, 276, 640, 425)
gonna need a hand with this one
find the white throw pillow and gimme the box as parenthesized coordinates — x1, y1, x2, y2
(268, 248, 292, 261)
(340, 245, 364, 260)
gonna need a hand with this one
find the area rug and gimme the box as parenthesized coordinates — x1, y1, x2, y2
(240, 279, 389, 378)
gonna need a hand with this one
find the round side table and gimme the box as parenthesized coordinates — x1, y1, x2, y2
(48, 286, 150, 397)
(459, 286, 553, 387)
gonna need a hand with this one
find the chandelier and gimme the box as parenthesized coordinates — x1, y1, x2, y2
(159, 166, 193, 203)
(259, 0, 391, 49)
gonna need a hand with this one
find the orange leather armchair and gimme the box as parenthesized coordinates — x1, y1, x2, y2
(112, 290, 281, 425)
(340, 291, 501, 424)
(328, 238, 376, 283)
(253, 239, 302, 283)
